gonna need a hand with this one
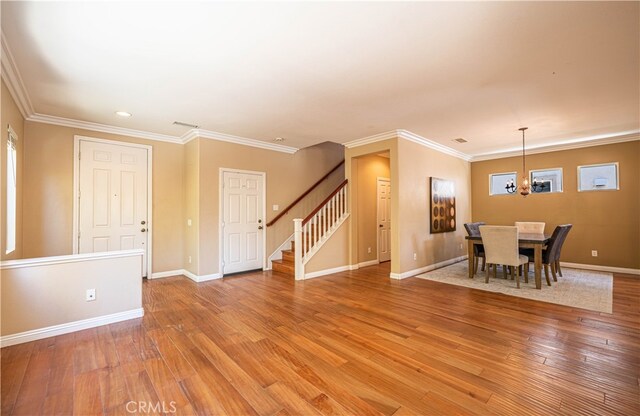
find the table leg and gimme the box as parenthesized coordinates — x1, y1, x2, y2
(467, 240, 475, 279)
(534, 243, 542, 289)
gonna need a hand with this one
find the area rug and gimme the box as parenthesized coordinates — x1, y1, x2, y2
(416, 261, 613, 313)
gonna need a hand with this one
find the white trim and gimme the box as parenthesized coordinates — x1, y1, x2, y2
(344, 130, 400, 149)
(29, 113, 182, 143)
(183, 269, 222, 282)
(0, 308, 144, 348)
(358, 259, 380, 268)
(560, 262, 640, 276)
(0, 249, 144, 270)
(390, 255, 468, 280)
(150, 269, 184, 279)
(471, 131, 640, 162)
(304, 265, 351, 280)
(1, 31, 34, 118)
(196, 130, 297, 154)
(397, 130, 472, 161)
(302, 213, 350, 265)
(577, 162, 620, 192)
(72, 136, 153, 277)
(219, 168, 267, 277)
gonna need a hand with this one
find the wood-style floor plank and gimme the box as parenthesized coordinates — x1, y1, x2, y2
(1, 263, 638, 415)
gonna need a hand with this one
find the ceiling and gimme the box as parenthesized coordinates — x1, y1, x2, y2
(2, 1, 639, 157)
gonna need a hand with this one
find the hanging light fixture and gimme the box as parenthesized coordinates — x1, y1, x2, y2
(505, 127, 546, 196)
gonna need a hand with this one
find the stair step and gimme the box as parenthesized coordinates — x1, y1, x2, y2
(272, 259, 294, 276)
(282, 250, 294, 263)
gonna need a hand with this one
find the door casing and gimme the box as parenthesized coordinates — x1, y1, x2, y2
(72, 135, 153, 276)
(218, 167, 267, 276)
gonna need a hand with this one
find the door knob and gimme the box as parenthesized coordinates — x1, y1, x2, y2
(141, 220, 146, 225)
(141, 228, 147, 232)
(379, 224, 383, 228)
(258, 226, 263, 230)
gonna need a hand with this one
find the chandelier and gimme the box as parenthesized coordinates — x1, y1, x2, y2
(505, 127, 546, 196)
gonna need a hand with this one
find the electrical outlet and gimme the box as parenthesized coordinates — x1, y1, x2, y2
(188, 255, 192, 264)
(273, 204, 279, 211)
(187, 218, 192, 227)
(591, 250, 598, 257)
(367, 247, 372, 254)
(413, 253, 417, 261)
(86, 289, 96, 302)
(459, 243, 463, 249)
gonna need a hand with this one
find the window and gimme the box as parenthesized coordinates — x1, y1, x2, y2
(489, 172, 517, 196)
(6, 125, 17, 254)
(529, 168, 563, 194)
(578, 162, 619, 191)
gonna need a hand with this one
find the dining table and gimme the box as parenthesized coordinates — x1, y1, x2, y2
(465, 233, 551, 289)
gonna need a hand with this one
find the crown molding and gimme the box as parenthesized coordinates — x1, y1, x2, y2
(1, 31, 34, 118)
(344, 129, 472, 161)
(27, 113, 183, 143)
(193, 129, 298, 153)
(470, 130, 640, 162)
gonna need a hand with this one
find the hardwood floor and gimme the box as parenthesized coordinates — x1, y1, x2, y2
(2, 263, 639, 415)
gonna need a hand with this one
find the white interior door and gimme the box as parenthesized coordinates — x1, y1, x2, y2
(377, 177, 391, 263)
(78, 140, 149, 276)
(222, 170, 264, 274)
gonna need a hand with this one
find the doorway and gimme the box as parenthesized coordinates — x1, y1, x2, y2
(73, 136, 152, 277)
(220, 169, 266, 275)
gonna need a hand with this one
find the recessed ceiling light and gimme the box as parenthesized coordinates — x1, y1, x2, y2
(274, 137, 285, 142)
(115, 111, 132, 117)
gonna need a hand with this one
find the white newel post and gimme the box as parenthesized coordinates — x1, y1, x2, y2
(293, 218, 304, 280)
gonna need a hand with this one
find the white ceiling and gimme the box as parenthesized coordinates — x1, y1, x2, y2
(2, 1, 639, 157)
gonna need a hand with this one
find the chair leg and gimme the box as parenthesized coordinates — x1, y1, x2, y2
(481, 257, 486, 272)
(493, 264, 497, 279)
(474, 256, 479, 275)
(544, 263, 551, 286)
(556, 260, 562, 278)
(550, 262, 558, 282)
(524, 263, 529, 283)
(502, 266, 507, 279)
(486, 264, 491, 283)
(513, 265, 520, 288)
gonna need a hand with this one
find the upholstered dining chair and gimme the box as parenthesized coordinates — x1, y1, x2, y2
(525, 224, 573, 283)
(515, 222, 546, 233)
(479, 226, 529, 288)
(464, 222, 486, 275)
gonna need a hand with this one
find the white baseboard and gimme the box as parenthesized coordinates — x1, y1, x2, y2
(150, 269, 184, 279)
(560, 262, 640, 276)
(183, 269, 222, 282)
(358, 259, 380, 268)
(390, 255, 468, 280)
(0, 308, 144, 348)
(304, 265, 351, 280)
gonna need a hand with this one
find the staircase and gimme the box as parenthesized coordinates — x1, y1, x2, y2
(271, 179, 348, 279)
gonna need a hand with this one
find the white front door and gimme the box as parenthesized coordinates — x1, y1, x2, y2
(222, 170, 264, 274)
(78, 139, 149, 276)
(377, 177, 391, 263)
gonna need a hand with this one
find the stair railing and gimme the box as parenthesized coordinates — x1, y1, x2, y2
(293, 179, 348, 280)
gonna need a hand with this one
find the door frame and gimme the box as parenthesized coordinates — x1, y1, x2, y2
(376, 176, 390, 263)
(72, 135, 153, 276)
(218, 167, 267, 277)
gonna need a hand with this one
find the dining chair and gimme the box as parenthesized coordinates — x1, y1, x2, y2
(479, 226, 529, 288)
(464, 222, 486, 275)
(525, 224, 573, 283)
(515, 222, 546, 233)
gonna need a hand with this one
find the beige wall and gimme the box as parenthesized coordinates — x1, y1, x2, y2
(183, 139, 200, 275)
(1, 80, 25, 260)
(21, 122, 185, 273)
(355, 154, 390, 264)
(396, 139, 471, 274)
(1, 252, 142, 338)
(471, 141, 640, 270)
(190, 139, 344, 276)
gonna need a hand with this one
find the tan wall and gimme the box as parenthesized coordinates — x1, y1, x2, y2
(21, 122, 185, 273)
(471, 141, 640, 269)
(195, 139, 344, 276)
(1, 80, 25, 260)
(355, 154, 390, 263)
(183, 139, 200, 275)
(396, 139, 471, 274)
(305, 217, 350, 274)
(1, 252, 142, 337)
